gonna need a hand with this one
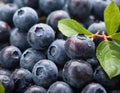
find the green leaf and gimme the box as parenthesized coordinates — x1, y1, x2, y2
(96, 41, 120, 78)
(58, 19, 92, 37)
(111, 33, 120, 44)
(0, 83, 5, 93)
(104, 0, 120, 35)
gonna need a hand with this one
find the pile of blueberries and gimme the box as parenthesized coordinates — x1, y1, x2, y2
(0, 0, 120, 93)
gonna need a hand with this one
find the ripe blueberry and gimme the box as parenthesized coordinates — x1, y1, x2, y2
(32, 59, 58, 88)
(62, 60, 93, 88)
(0, 46, 22, 69)
(27, 23, 55, 50)
(13, 7, 38, 31)
(47, 39, 69, 67)
(65, 34, 95, 59)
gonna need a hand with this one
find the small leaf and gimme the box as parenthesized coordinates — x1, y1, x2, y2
(58, 19, 92, 37)
(111, 33, 120, 44)
(0, 83, 5, 93)
(104, 0, 120, 35)
(96, 41, 120, 78)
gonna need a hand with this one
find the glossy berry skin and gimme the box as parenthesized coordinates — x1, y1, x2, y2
(65, 34, 95, 59)
(0, 3, 18, 25)
(32, 59, 58, 88)
(62, 60, 93, 88)
(27, 23, 55, 50)
(92, 0, 110, 20)
(20, 48, 46, 71)
(13, 0, 39, 9)
(47, 39, 69, 67)
(0, 46, 22, 69)
(46, 10, 70, 31)
(81, 83, 107, 93)
(67, 0, 92, 20)
(13, 7, 38, 31)
(39, 0, 65, 15)
(10, 28, 30, 52)
(94, 66, 120, 89)
(0, 21, 11, 43)
(24, 85, 47, 93)
(0, 74, 14, 93)
(47, 81, 73, 93)
(88, 22, 106, 46)
(11, 68, 33, 93)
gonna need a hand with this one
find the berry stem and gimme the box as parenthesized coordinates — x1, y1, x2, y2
(90, 31, 111, 41)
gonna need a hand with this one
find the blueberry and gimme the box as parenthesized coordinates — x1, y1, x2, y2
(24, 85, 47, 93)
(94, 66, 120, 89)
(88, 21, 106, 46)
(27, 23, 55, 50)
(92, 0, 110, 20)
(81, 83, 107, 93)
(13, 0, 39, 9)
(62, 60, 93, 88)
(0, 21, 11, 43)
(0, 74, 14, 93)
(47, 39, 69, 67)
(13, 7, 38, 31)
(0, 3, 18, 25)
(10, 28, 30, 52)
(67, 0, 92, 20)
(46, 10, 70, 31)
(88, 21, 106, 34)
(65, 34, 95, 59)
(11, 68, 33, 93)
(47, 81, 73, 93)
(39, 0, 66, 15)
(20, 48, 46, 71)
(32, 59, 58, 88)
(0, 46, 22, 69)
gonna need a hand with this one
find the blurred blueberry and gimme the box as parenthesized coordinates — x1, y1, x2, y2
(39, 0, 66, 15)
(0, 3, 18, 25)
